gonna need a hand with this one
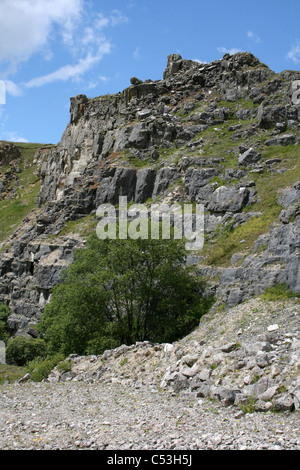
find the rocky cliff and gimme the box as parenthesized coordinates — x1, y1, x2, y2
(0, 52, 299, 337)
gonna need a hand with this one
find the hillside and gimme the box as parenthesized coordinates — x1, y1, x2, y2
(0, 142, 54, 244)
(0, 51, 300, 448)
(0, 51, 299, 335)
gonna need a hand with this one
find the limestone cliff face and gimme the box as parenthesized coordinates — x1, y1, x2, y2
(38, 52, 275, 209)
(0, 52, 299, 336)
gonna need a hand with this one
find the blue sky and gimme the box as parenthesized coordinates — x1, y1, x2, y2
(0, 0, 300, 144)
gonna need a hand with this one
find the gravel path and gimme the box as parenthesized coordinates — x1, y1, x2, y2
(1, 380, 299, 451)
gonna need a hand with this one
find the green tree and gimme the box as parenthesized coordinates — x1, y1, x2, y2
(38, 233, 213, 356)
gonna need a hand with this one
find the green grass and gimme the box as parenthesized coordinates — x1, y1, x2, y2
(143, 102, 299, 268)
(58, 214, 97, 237)
(26, 353, 65, 382)
(238, 395, 257, 414)
(217, 97, 259, 111)
(0, 181, 41, 243)
(0, 364, 26, 384)
(0, 141, 52, 243)
(261, 283, 300, 301)
(202, 149, 300, 266)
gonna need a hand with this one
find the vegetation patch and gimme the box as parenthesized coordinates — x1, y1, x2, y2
(38, 233, 214, 357)
(0, 141, 53, 243)
(0, 364, 26, 384)
(6, 336, 47, 366)
(0, 181, 41, 243)
(58, 214, 97, 237)
(26, 353, 65, 382)
(261, 283, 300, 302)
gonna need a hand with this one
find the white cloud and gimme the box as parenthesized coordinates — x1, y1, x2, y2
(193, 59, 208, 65)
(24, 45, 111, 88)
(85, 75, 108, 91)
(217, 47, 242, 56)
(247, 31, 261, 43)
(4, 131, 29, 143)
(0, 0, 131, 113)
(0, 130, 28, 143)
(4, 80, 23, 97)
(133, 47, 142, 60)
(110, 10, 129, 27)
(0, 0, 83, 69)
(287, 43, 300, 63)
(0, 2, 129, 90)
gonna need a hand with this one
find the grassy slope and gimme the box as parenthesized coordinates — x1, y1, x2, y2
(0, 364, 26, 384)
(0, 142, 53, 244)
(198, 122, 300, 266)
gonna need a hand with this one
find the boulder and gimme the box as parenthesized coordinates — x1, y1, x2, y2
(185, 168, 219, 201)
(265, 134, 296, 146)
(278, 182, 300, 208)
(130, 77, 143, 85)
(274, 393, 295, 412)
(163, 53, 183, 79)
(257, 104, 286, 129)
(238, 148, 261, 166)
(207, 186, 250, 213)
(152, 167, 180, 199)
(212, 388, 241, 406)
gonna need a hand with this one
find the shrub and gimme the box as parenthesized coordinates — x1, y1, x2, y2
(6, 336, 47, 366)
(26, 353, 65, 382)
(56, 359, 72, 373)
(38, 233, 214, 356)
(0, 303, 10, 343)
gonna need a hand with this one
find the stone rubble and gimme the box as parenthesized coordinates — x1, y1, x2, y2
(45, 298, 300, 414)
(1, 380, 300, 451)
(1, 297, 299, 450)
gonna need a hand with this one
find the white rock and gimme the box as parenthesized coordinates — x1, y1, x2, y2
(267, 324, 279, 332)
(163, 343, 174, 353)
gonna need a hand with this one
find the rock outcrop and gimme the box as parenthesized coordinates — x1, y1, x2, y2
(0, 142, 20, 166)
(0, 51, 299, 336)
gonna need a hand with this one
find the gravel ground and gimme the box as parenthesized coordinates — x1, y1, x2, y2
(0, 380, 300, 451)
(1, 298, 299, 453)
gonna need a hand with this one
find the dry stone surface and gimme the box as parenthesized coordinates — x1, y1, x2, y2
(1, 298, 299, 450)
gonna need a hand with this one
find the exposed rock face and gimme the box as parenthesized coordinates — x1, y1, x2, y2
(0, 51, 299, 335)
(0, 142, 20, 165)
(37, 52, 275, 208)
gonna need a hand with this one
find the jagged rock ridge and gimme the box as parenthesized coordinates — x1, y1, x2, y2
(0, 51, 299, 336)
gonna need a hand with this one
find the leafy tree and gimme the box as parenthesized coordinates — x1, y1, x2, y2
(38, 233, 213, 356)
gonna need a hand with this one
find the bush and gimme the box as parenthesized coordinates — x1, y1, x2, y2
(6, 336, 47, 366)
(38, 233, 214, 356)
(26, 353, 65, 382)
(56, 359, 72, 373)
(0, 303, 10, 343)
